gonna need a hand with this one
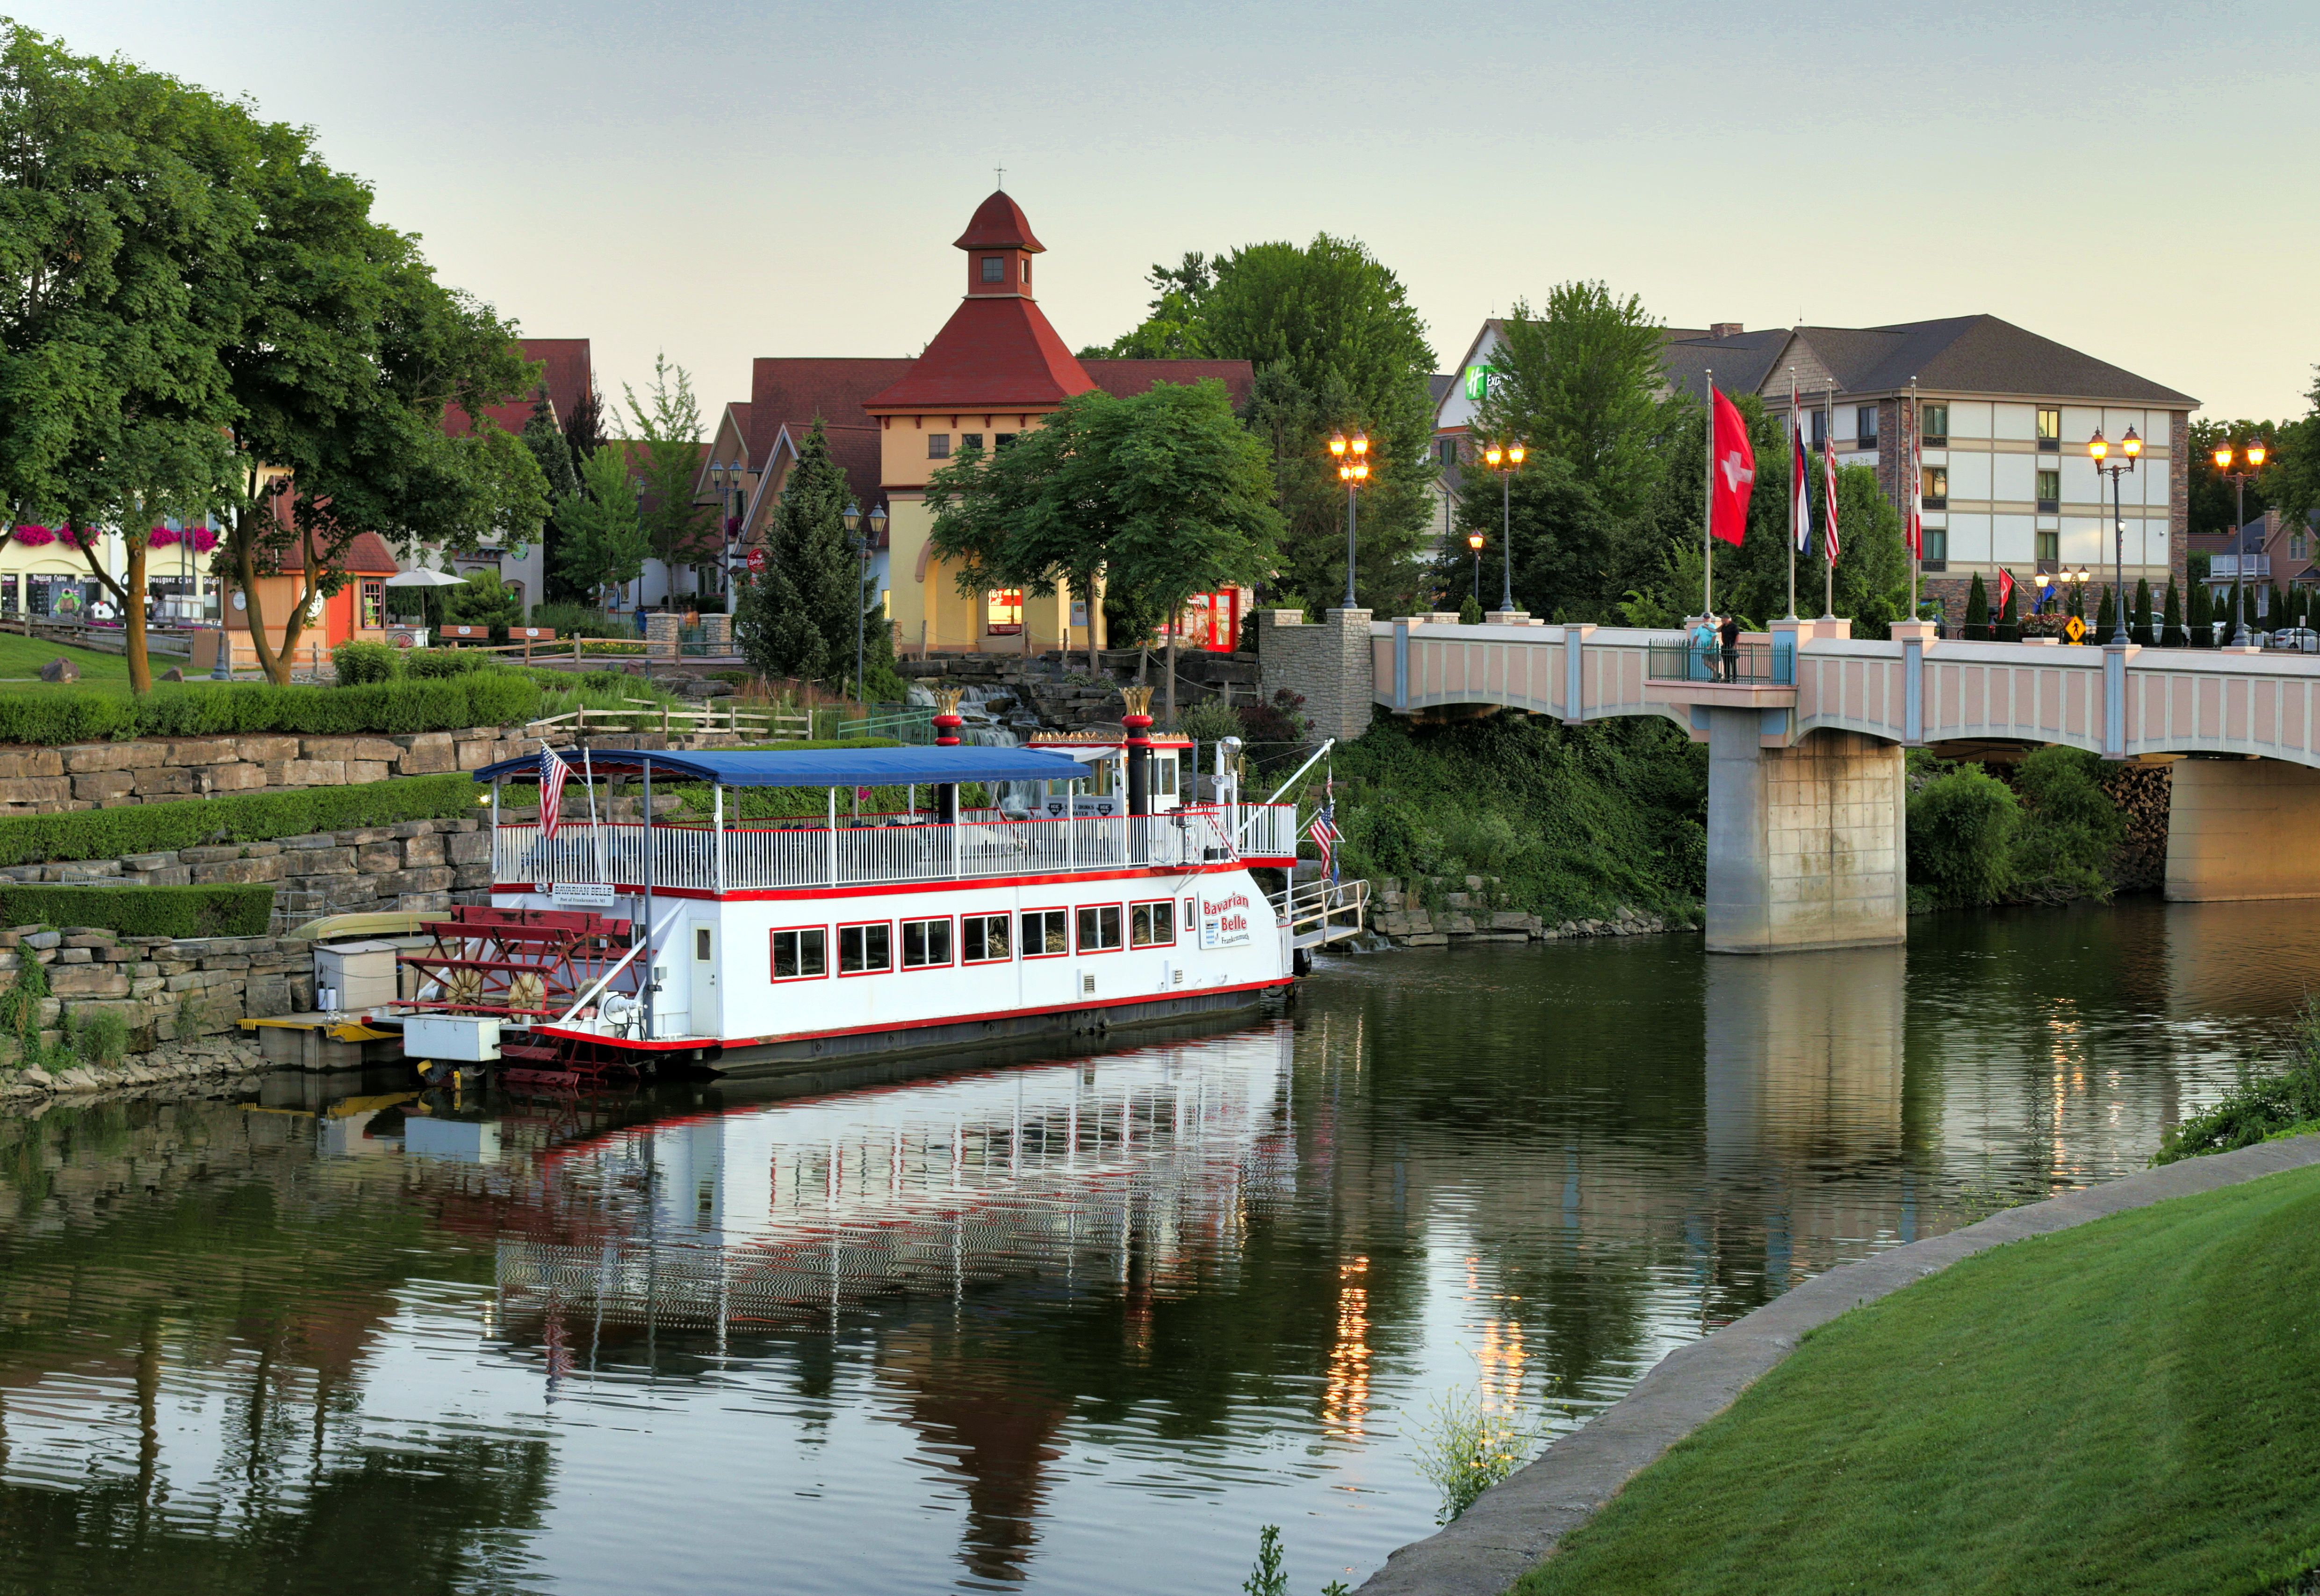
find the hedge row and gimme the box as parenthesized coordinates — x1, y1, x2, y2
(0, 884, 274, 938)
(331, 642, 496, 685)
(0, 674, 541, 745)
(0, 771, 482, 870)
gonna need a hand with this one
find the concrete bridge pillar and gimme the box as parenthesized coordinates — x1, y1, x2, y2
(2165, 757, 2320, 901)
(1706, 714, 1907, 954)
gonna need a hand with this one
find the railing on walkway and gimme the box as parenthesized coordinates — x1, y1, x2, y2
(492, 803, 1291, 893)
(1238, 803, 1302, 860)
(1278, 877, 1369, 950)
(1644, 638, 1794, 685)
(523, 703, 812, 740)
(836, 706, 937, 744)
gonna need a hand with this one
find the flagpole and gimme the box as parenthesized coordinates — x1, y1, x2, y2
(1908, 377, 1920, 621)
(1824, 381, 1837, 621)
(1703, 368, 1714, 618)
(583, 744, 605, 885)
(1786, 367, 1798, 621)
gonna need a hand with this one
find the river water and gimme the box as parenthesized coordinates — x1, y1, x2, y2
(0, 899, 2312, 1595)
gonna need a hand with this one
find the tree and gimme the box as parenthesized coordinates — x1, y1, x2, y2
(209, 99, 544, 683)
(0, 23, 255, 693)
(2267, 369, 2320, 530)
(555, 445, 648, 606)
(1964, 573, 1989, 640)
(1998, 571, 2020, 638)
(2161, 576, 2183, 647)
(1096, 234, 1439, 614)
(1468, 282, 1671, 521)
(2132, 577, 2153, 645)
(2189, 414, 2280, 536)
(1088, 381, 1282, 722)
(2096, 584, 2113, 637)
(2189, 576, 2212, 645)
(623, 355, 716, 602)
(735, 421, 858, 688)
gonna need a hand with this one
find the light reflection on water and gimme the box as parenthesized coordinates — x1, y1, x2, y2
(0, 897, 2312, 1595)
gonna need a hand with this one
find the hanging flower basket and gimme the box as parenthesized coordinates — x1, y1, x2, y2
(9, 525, 53, 546)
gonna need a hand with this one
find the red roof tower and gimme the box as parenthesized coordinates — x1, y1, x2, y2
(865, 192, 1094, 414)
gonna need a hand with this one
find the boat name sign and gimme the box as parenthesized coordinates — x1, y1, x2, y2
(551, 882, 617, 909)
(1199, 888, 1253, 949)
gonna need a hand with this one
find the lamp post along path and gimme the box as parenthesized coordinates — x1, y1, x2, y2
(1329, 429, 1369, 610)
(1481, 439, 1526, 613)
(2213, 439, 2269, 643)
(2089, 426, 2141, 647)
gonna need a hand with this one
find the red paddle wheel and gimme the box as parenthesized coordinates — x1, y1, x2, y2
(398, 906, 642, 1086)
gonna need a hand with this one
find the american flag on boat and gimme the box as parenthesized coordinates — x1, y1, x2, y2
(538, 742, 570, 840)
(1307, 796, 1341, 884)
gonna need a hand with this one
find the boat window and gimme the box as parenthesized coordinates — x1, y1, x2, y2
(1089, 760, 1115, 797)
(1021, 908, 1069, 957)
(771, 927, 826, 980)
(1131, 901, 1175, 948)
(963, 913, 1012, 963)
(1076, 904, 1123, 953)
(1155, 757, 1178, 799)
(838, 923, 891, 975)
(901, 917, 952, 969)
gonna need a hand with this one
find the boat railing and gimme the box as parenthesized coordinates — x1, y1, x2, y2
(493, 805, 1279, 894)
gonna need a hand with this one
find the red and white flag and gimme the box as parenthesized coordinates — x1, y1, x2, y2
(538, 742, 570, 840)
(1997, 568, 2015, 618)
(1791, 380, 1812, 554)
(1710, 387, 1756, 546)
(1822, 403, 1842, 566)
(1906, 402, 1924, 560)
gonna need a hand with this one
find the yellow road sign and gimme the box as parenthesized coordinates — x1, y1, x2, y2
(2064, 615, 2087, 643)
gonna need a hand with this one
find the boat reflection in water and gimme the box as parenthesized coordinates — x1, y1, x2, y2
(473, 1031, 1297, 1340)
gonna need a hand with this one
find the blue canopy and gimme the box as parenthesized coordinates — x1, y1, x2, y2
(474, 745, 1091, 788)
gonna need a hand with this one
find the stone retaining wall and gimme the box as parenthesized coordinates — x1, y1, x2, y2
(0, 927, 311, 1068)
(1, 815, 495, 922)
(0, 729, 535, 814)
(1367, 875, 1686, 945)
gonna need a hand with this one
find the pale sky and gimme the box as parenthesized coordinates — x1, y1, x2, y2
(27, 0, 2320, 424)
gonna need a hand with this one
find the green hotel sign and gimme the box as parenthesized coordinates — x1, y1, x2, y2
(1463, 366, 1493, 402)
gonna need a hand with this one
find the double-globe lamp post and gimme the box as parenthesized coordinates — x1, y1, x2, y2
(1480, 439, 1526, 613)
(1328, 429, 1369, 610)
(839, 501, 888, 704)
(2212, 439, 2270, 644)
(2088, 425, 2141, 646)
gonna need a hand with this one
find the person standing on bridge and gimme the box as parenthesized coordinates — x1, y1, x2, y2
(1719, 613, 1742, 682)
(1692, 614, 1721, 681)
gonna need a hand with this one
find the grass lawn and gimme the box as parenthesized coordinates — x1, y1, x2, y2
(0, 633, 135, 690)
(1519, 1156, 2320, 1596)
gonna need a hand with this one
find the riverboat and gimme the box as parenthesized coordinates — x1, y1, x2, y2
(380, 715, 1362, 1082)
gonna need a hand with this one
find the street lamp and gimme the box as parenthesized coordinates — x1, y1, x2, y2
(1467, 532, 1485, 604)
(2088, 426, 2140, 646)
(1479, 439, 1526, 613)
(1328, 429, 1369, 610)
(2213, 439, 2270, 643)
(841, 502, 887, 703)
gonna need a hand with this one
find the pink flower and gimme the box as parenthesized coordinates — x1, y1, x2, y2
(11, 525, 53, 546)
(191, 527, 218, 553)
(148, 526, 180, 548)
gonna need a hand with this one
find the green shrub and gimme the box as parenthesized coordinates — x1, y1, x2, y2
(1459, 593, 1485, 625)
(402, 647, 489, 679)
(0, 672, 541, 746)
(0, 772, 477, 870)
(0, 949, 47, 1044)
(2009, 746, 2124, 902)
(73, 1006, 130, 1068)
(0, 884, 273, 938)
(527, 601, 627, 640)
(2155, 1000, 2320, 1163)
(331, 640, 400, 685)
(1177, 697, 1241, 744)
(1907, 764, 2019, 905)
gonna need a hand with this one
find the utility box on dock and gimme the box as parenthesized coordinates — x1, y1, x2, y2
(403, 1014, 503, 1062)
(314, 940, 401, 1012)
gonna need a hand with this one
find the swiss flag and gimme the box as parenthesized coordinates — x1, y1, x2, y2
(1711, 387, 1756, 546)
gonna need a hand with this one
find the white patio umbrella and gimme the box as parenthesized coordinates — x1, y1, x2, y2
(382, 568, 467, 588)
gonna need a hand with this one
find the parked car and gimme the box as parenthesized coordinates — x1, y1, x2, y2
(2266, 627, 2320, 653)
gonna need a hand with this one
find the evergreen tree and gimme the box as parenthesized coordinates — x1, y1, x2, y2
(2269, 583, 2286, 631)
(2189, 576, 2212, 645)
(1964, 572, 1989, 639)
(522, 388, 579, 611)
(735, 420, 858, 688)
(2161, 576, 2183, 646)
(2226, 579, 2246, 642)
(1996, 574, 2018, 639)
(2069, 579, 2085, 623)
(2096, 585, 2114, 637)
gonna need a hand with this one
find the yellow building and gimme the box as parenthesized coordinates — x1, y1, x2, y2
(860, 192, 1254, 656)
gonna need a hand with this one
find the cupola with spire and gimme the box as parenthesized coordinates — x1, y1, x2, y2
(956, 189, 1044, 299)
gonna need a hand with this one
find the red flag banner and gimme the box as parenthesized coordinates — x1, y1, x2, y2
(1906, 403, 1924, 559)
(1711, 388, 1756, 547)
(1822, 413, 1842, 566)
(1997, 568, 2015, 617)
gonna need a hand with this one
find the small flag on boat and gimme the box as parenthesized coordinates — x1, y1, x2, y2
(1307, 798, 1341, 885)
(538, 742, 569, 840)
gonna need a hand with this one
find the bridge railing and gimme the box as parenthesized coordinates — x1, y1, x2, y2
(1645, 639, 1794, 685)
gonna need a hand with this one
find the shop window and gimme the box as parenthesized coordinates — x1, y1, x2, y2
(360, 580, 383, 629)
(987, 589, 1023, 635)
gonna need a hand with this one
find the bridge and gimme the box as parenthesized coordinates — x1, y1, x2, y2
(1259, 609, 2320, 955)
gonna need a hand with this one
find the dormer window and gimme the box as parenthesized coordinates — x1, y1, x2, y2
(1021, 258, 1030, 285)
(981, 255, 1004, 283)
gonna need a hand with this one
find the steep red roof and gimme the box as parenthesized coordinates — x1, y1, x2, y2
(1081, 359, 1257, 411)
(954, 191, 1044, 253)
(268, 529, 401, 575)
(443, 338, 593, 439)
(865, 298, 1093, 412)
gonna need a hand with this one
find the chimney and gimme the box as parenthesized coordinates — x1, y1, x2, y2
(1709, 322, 1744, 340)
